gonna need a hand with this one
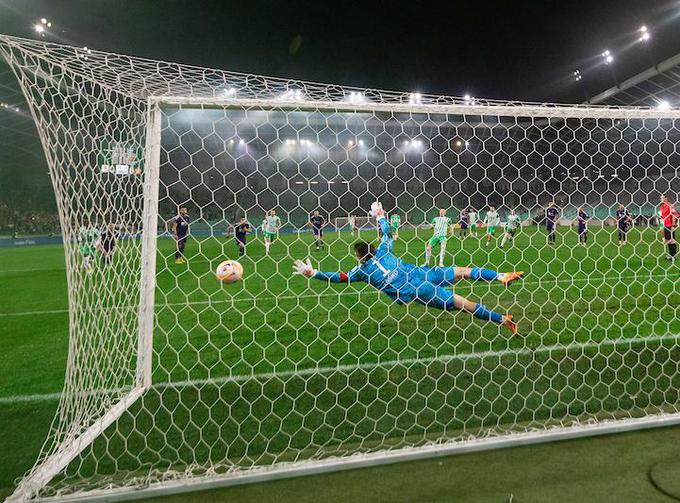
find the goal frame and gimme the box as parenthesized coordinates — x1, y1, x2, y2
(8, 93, 680, 503)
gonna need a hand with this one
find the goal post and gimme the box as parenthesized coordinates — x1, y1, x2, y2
(135, 100, 162, 390)
(2, 34, 680, 502)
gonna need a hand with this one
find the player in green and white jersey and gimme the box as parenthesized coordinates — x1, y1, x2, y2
(424, 208, 452, 266)
(262, 209, 282, 255)
(500, 209, 522, 248)
(468, 208, 479, 237)
(390, 213, 401, 240)
(78, 225, 99, 272)
(483, 206, 501, 247)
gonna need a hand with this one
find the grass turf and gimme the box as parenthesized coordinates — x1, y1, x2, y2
(1, 225, 679, 498)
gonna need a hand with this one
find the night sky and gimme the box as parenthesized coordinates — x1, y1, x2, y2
(2, 0, 680, 102)
(2, 0, 680, 216)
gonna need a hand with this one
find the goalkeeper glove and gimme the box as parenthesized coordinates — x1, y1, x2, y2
(292, 258, 317, 277)
(369, 201, 385, 219)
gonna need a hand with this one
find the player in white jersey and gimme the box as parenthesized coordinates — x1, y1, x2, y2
(468, 208, 479, 237)
(483, 207, 501, 247)
(349, 214, 358, 236)
(262, 209, 281, 255)
(424, 208, 452, 267)
(78, 224, 99, 273)
(500, 209, 522, 248)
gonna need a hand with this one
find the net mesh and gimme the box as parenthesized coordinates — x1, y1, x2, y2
(1, 34, 680, 501)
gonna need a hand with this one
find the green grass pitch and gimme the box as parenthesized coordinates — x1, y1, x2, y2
(1, 225, 679, 497)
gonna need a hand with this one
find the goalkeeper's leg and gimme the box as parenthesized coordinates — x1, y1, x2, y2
(422, 266, 523, 286)
(416, 282, 517, 334)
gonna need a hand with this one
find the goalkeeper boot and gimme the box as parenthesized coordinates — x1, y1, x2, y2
(502, 315, 518, 336)
(500, 271, 524, 286)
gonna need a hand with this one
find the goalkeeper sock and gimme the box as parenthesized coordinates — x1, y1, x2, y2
(670, 242, 677, 257)
(470, 267, 499, 281)
(439, 246, 446, 266)
(424, 248, 431, 265)
(473, 303, 503, 324)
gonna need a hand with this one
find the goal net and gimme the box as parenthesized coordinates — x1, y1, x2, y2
(2, 34, 680, 502)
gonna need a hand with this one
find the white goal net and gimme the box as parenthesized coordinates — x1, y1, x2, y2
(1, 34, 680, 502)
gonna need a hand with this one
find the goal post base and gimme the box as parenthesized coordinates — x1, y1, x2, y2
(35, 411, 680, 503)
(7, 387, 146, 503)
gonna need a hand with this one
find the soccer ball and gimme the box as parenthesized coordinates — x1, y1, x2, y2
(215, 260, 243, 283)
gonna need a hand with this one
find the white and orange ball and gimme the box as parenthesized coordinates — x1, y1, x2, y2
(215, 260, 243, 283)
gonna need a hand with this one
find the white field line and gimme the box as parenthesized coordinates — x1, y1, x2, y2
(1, 331, 678, 405)
(1, 272, 678, 319)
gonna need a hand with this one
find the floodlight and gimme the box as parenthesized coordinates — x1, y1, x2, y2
(358, 139, 364, 147)
(638, 26, 650, 42)
(657, 100, 671, 110)
(34, 24, 45, 34)
(40, 18, 47, 24)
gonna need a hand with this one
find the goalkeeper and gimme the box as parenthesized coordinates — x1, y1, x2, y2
(292, 203, 523, 334)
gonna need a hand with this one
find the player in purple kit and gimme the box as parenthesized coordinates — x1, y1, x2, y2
(459, 208, 469, 238)
(233, 217, 252, 257)
(169, 207, 191, 264)
(577, 207, 588, 246)
(309, 210, 326, 251)
(615, 204, 632, 245)
(545, 202, 559, 246)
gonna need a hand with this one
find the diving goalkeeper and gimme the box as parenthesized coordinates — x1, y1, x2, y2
(292, 203, 523, 334)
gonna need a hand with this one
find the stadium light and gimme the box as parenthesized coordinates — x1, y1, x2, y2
(347, 91, 365, 104)
(602, 50, 613, 65)
(239, 138, 245, 145)
(347, 139, 354, 147)
(358, 139, 365, 147)
(279, 89, 305, 101)
(409, 92, 422, 104)
(657, 100, 671, 110)
(34, 17, 51, 37)
(639, 25, 650, 42)
(403, 138, 424, 150)
(574, 70, 582, 82)
(224, 88, 236, 97)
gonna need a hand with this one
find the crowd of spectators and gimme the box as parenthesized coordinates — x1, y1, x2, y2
(0, 204, 61, 236)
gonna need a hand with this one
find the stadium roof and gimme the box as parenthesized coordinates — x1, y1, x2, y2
(587, 51, 680, 107)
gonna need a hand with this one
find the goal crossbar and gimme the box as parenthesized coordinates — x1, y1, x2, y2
(156, 96, 680, 120)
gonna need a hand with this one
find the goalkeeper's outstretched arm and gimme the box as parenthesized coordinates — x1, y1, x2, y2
(292, 258, 366, 283)
(371, 202, 394, 253)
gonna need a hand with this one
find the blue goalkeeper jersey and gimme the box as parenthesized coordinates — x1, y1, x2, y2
(313, 216, 420, 303)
